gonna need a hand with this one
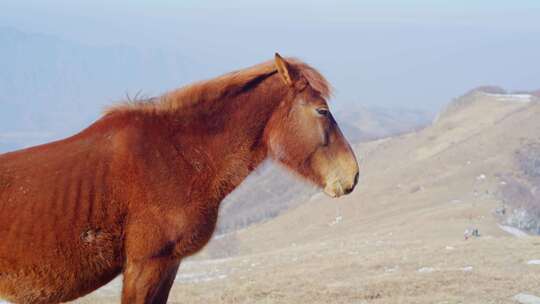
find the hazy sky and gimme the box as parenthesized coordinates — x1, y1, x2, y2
(2, 0, 540, 112)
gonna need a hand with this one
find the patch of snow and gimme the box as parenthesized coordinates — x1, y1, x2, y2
(461, 266, 473, 272)
(498, 224, 529, 238)
(464, 228, 480, 239)
(310, 192, 325, 201)
(93, 277, 122, 297)
(329, 216, 343, 226)
(417, 267, 435, 273)
(445, 246, 455, 250)
(476, 174, 487, 181)
(384, 266, 399, 273)
(176, 271, 228, 284)
(514, 293, 540, 304)
(527, 260, 540, 265)
(183, 257, 233, 266)
(485, 93, 533, 103)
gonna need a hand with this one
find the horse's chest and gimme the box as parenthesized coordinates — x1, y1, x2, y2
(175, 208, 220, 257)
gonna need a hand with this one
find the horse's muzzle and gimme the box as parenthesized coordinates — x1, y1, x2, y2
(323, 170, 359, 198)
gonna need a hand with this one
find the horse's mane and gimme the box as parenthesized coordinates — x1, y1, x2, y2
(104, 57, 332, 116)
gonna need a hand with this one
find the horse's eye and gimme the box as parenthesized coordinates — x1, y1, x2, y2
(316, 108, 329, 116)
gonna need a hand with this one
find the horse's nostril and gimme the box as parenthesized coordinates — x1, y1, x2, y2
(353, 172, 359, 187)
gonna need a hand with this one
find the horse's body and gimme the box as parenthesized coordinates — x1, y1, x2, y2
(0, 55, 358, 303)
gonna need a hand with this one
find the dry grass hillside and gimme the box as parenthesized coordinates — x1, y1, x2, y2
(77, 91, 540, 304)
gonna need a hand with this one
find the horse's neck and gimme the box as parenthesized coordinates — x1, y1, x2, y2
(180, 77, 286, 202)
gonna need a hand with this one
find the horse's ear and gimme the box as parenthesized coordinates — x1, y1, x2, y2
(275, 53, 293, 86)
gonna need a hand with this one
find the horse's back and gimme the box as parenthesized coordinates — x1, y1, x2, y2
(0, 128, 126, 303)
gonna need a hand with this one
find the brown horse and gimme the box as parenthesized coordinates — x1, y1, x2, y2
(0, 54, 359, 303)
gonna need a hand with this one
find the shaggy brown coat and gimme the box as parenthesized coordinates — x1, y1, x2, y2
(0, 54, 358, 304)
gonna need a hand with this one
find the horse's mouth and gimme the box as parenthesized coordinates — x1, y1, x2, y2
(323, 181, 345, 198)
(323, 173, 358, 198)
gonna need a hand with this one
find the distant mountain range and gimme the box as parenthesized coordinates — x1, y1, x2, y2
(0, 27, 190, 151)
(334, 106, 430, 143)
(0, 27, 432, 153)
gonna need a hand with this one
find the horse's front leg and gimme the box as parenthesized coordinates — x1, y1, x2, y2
(121, 257, 180, 304)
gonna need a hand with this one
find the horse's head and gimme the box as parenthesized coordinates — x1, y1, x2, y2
(264, 53, 359, 198)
